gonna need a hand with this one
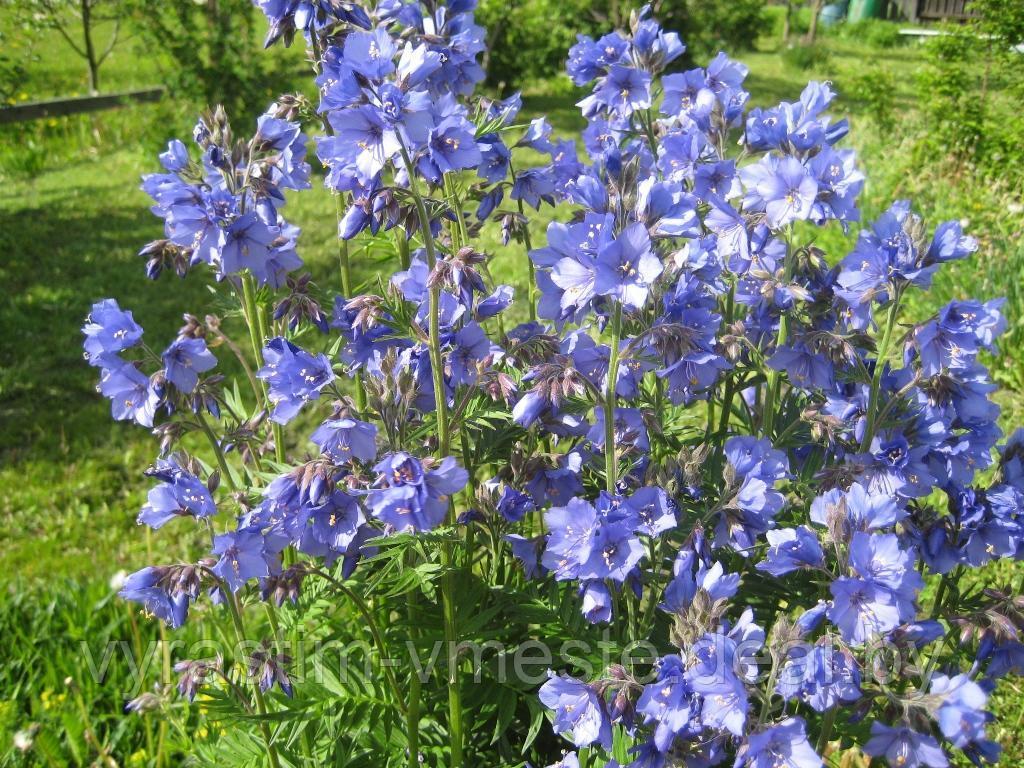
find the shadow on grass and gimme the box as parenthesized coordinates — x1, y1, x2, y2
(0, 164, 210, 465)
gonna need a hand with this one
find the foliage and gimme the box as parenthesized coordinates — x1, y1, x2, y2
(0, 27, 31, 102)
(17, 0, 123, 92)
(646, 0, 765, 64)
(781, 42, 833, 70)
(478, 0, 764, 87)
(124, 0, 300, 123)
(916, 0, 1024, 178)
(832, 19, 906, 49)
(841, 67, 897, 130)
(476, 0, 593, 87)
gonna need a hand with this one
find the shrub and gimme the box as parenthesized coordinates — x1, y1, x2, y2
(479, 0, 765, 86)
(74, 3, 1024, 768)
(125, 0, 301, 122)
(652, 0, 766, 63)
(835, 18, 905, 48)
(781, 42, 833, 70)
(916, 0, 1024, 177)
(477, 0, 593, 87)
(841, 67, 897, 130)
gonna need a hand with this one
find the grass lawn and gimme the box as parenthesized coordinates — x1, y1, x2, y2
(2, 12, 1023, 766)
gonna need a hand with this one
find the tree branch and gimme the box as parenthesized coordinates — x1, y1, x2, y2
(97, 14, 121, 65)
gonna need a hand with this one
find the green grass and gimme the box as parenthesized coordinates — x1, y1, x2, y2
(2, 13, 1024, 767)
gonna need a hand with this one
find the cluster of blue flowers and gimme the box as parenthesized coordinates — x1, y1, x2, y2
(83, 299, 219, 426)
(82, 2, 1024, 766)
(140, 106, 308, 287)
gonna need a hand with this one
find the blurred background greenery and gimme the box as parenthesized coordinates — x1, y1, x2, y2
(1, 0, 1023, 765)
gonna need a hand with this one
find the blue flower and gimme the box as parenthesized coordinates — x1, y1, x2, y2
(686, 632, 750, 736)
(864, 429, 938, 499)
(495, 485, 535, 523)
(310, 417, 378, 464)
(912, 299, 1006, 376)
(321, 105, 397, 182)
(538, 671, 612, 749)
(579, 580, 613, 623)
(775, 642, 861, 712)
(416, 117, 483, 184)
(477, 134, 511, 182)
(511, 167, 557, 210)
(715, 436, 789, 553)
(836, 200, 946, 305)
(636, 655, 697, 752)
(342, 27, 397, 80)
(587, 407, 650, 456)
(366, 453, 468, 532)
(119, 566, 192, 628)
(767, 343, 834, 390)
(98, 360, 160, 427)
(810, 482, 906, 536)
(622, 487, 676, 537)
(739, 155, 818, 230)
(577, 517, 644, 583)
(532, 215, 607, 323)
(863, 723, 949, 768)
(219, 213, 279, 278)
(162, 337, 217, 393)
(756, 526, 824, 576)
(525, 456, 585, 506)
(736, 717, 821, 768)
(505, 534, 545, 578)
(542, 497, 600, 581)
(303, 488, 366, 553)
(587, 65, 651, 118)
(930, 673, 994, 751)
(211, 528, 274, 592)
(593, 222, 663, 311)
(566, 32, 627, 86)
(827, 576, 902, 645)
(138, 457, 216, 529)
(82, 299, 143, 365)
(661, 559, 738, 614)
(257, 337, 335, 424)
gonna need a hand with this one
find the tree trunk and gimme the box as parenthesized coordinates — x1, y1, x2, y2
(783, 0, 794, 43)
(804, 0, 823, 45)
(81, 0, 100, 93)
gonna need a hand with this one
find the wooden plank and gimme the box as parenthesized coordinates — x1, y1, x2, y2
(0, 87, 166, 125)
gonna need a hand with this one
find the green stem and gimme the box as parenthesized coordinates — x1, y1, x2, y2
(859, 288, 903, 451)
(239, 273, 286, 464)
(397, 231, 411, 270)
(444, 175, 469, 250)
(762, 234, 796, 439)
(816, 706, 837, 754)
(517, 197, 537, 323)
(197, 411, 238, 491)
(405, 589, 422, 768)
(333, 207, 368, 415)
(758, 652, 781, 726)
(396, 142, 463, 767)
(224, 591, 281, 768)
(604, 303, 624, 492)
(398, 146, 450, 457)
(315, 570, 407, 716)
(335, 194, 354, 298)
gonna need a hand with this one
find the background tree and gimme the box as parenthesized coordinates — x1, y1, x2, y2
(26, 0, 123, 93)
(125, 0, 299, 122)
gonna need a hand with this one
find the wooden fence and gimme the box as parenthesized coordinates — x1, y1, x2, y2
(0, 87, 165, 125)
(888, 0, 977, 22)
